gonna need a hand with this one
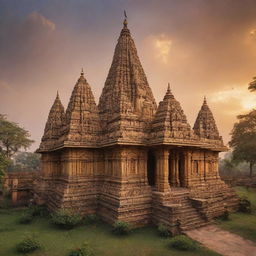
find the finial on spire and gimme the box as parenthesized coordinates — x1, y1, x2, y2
(81, 68, 84, 76)
(167, 82, 171, 93)
(123, 10, 128, 28)
(203, 96, 207, 104)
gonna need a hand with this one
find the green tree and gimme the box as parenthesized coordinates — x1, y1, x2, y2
(248, 77, 256, 92)
(229, 110, 256, 177)
(0, 115, 34, 158)
(0, 152, 10, 186)
(9, 152, 40, 172)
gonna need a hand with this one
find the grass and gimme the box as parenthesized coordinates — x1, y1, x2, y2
(0, 209, 219, 256)
(217, 186, 256, 242)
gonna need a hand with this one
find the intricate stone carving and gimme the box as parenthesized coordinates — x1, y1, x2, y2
(34, 17, 238, 232)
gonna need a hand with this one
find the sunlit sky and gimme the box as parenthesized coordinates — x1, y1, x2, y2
(1, 0, 256, 152)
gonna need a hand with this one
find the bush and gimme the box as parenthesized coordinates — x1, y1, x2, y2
(19, 213, 33, 224)
(239, 198, 252, 213)
(16, 235, 41, 253)
(29, 205, 49, 217)
(169, 235, 199, 251)
(84, 214, 99, 224)
(51, 209, 82, 229)
(69, 242, 94, 256)
(112, 221, 131, 236)
(220, 209, 230, 221)
(157, 223, 171, 237)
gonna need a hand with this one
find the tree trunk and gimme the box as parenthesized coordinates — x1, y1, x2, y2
(249, 162, 253, 177)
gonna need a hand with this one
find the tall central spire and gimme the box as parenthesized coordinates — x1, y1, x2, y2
(98, 16, 157, 143)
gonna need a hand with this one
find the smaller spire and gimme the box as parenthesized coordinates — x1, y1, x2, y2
(81, 68, 84, 77)
(56, 90, 59, 98)
(123, 10, 128, 28)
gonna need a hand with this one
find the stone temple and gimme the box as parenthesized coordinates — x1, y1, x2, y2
(35, 17, 238, 233)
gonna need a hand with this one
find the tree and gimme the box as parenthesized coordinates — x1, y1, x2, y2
(9, 152, 40, 172)
(0, 115, 34, 158)
(248, 77, 256, 92)
(0, 152, 10, 186)
(229, 110, 256, 177)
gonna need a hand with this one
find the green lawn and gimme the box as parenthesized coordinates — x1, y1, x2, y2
(0, 209, 219, 256)
(217, 186, 256, 242)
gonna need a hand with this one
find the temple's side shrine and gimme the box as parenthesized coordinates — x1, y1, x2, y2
(35, 17, 238, 233)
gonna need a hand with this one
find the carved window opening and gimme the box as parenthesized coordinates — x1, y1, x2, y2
(147, 150, 156, 186)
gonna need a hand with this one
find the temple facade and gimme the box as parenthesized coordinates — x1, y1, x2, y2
(35, 18, 238, 232)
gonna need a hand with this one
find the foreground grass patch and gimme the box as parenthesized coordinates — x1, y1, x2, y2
(0, 209, 219, 256)
(217, 186, 256, 242)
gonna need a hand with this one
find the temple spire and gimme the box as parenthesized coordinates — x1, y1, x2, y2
(151, 86, 192, 141)
(193, 97, 221, 140)
(39, 91, 65, 150)
(64, 71, 100, 146)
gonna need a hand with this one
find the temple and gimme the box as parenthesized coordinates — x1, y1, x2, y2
(35, 17, 238, 233)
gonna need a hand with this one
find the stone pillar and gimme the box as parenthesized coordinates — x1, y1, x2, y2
(175, 153, 180, 187)
(169, 152, 176, 187)
(155, 148, 170, 192)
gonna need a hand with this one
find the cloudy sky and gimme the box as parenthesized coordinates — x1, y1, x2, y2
(1, 0, 256, 151)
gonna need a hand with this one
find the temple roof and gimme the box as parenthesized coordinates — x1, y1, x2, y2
(40, 92, 65, 149)
(151, 84, 193, 142)
(193, 97, 221, 140)
(98, 18, 157, 123)
(63, 70, 101, 146)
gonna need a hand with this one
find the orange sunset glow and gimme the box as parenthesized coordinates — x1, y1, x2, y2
(1, 0, 256, 151)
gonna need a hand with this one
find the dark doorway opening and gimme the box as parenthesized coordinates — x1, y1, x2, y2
(147, 150, 156, 186)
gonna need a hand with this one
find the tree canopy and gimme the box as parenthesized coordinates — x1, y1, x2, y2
(0, 115, 34, 158)
(248, 77, 256, 92)
(0, 152, 10, 185)
(229, 110, 256, 177)
(9, 152, 40, 172)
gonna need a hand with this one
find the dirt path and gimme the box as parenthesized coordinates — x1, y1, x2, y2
(185, 225, 256, 256)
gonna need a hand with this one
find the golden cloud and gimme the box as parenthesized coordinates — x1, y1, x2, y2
(26, 12, 56, 31)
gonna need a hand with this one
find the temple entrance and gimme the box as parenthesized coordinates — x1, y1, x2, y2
(168, 151, 185, 187)
(147, 150, 156, 186)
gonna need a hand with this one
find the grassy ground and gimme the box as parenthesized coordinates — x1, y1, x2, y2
(217, 186, 256, 242)
(0, 209, 219, 256)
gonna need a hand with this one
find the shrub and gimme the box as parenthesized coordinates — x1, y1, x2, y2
(51, 209, 82, 229)
(239, 198, 252, 213)
(29, 205, 49, 217)
(19, 213, 33, 224)
(84, 214, 99, 224)
(69, 242, 94, 256)
(169, 235, 199, 251)
(112, 221, 131, 236)
(220, 209, 230, 221)
(16, 235, 41, 253)
(157, 223, 171, 237)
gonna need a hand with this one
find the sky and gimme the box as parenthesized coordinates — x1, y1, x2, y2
(0, 0, 256, 152)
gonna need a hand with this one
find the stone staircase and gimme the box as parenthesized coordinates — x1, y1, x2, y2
(164, 188, 209, 231)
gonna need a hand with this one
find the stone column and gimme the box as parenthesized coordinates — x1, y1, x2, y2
(155, 148, 170, 192)
(175, 153, 180, 187)
(184, 150, 192, 187)
(169, 152, 176, 187)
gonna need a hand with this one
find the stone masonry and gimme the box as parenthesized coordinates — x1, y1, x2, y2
(35, 17, 239, 233)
